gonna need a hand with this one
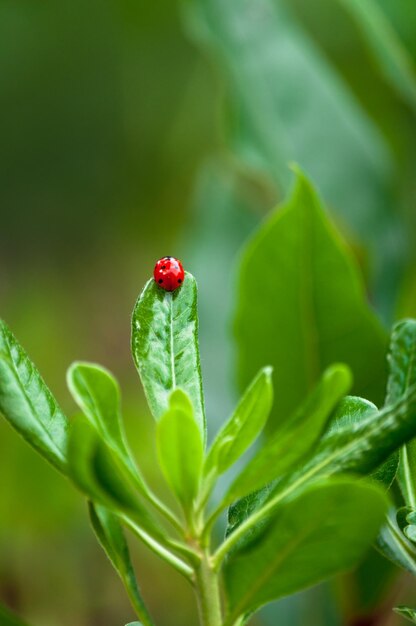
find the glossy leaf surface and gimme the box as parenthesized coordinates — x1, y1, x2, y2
(132, 272, 206, 441)
(223, 478, 388, 623)
(387, 320, 416, 506)
(225, 364, 351, 502)
(67, 361, 143, 485)
(68, 417, 163, 538)
(89, 503, 154, 626)
(156, 389, 203, 511)
(205, 367, 273, 476)
(0, 319, 69, 473)
(234, 170, 387, 431)
(227, 382, 416, 536)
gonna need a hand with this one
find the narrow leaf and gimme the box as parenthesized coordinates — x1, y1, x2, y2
(68, 417, 164, 539)
(226, 364, 352, 502)
(387, 320, 416, 506)
(89, 503, 154, 626)
(205, 366, 273, 476)
(0, 319, 69, 473)
(156, 389, 203, 512)
(67, 362, 144, 487)
(132, 272, 206, 441)
(233, 169, 387, 432)
(223, 478, 388, 623)
(394, 606, 416, 624)
(226, 382, 416, 537)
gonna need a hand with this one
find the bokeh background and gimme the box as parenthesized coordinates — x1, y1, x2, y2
(0, 0, 416, 625)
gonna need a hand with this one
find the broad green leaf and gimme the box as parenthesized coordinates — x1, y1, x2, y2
(89, 503, 154, 626)
(394, 606, 416, 623)
(223, 478, 388, 623)
(226, 382, 416, 538)
(132, 272, 206, 441)
(0, 319, 69, 473)
(387, 320, 416, 506)
(68, 417, 164, 539)
(205, 366, 273, 476)
(225, 364, 351, 503)
(233, 170, 387, 431)
(67, 362, 144, 486)
(338, 0, 416, 112)
(0, 603, 30, 626)
(156, 389, 203, 511)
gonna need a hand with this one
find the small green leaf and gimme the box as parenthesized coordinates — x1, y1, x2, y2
(376, 509, 416, 575)
(131, 272, 206, 441)
(223, 478, 388, 623)
(233, 169, 387, 432)
(0, 603, 31, 626)
(89, 503, 154, 626)
(205, 367, 273, 476)
(387, 320, 416, 507)
(225, 364, 351, 503)
(0, 319, 69, 473)
(156, 389, 203, 512)
(394, 606, 416, 624)
(125, 623, 143, 626)
(68, 417, 163, 538)
(67, 362, 145, 487)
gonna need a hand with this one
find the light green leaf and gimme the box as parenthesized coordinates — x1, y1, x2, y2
(394, 606, 416, 623)
(387, 320, 416, 507)
(223, 478, 388, 623)
(338, 0, 416, 113)
(205, 366, 273, 476)
(233, 169, 387, 431)
(125, 623, 143, 626)
(132, 272, 206, 442)
(68, 417, 164, 539)
(0, 603, 31, 626)
(225, 364, 352, 503)
(225, 381, 416, 543)
(89, 503, 154, 626)
(67, 361, 144, 486)
(0, 319, 69, 473)
(156, 389, 203, 512)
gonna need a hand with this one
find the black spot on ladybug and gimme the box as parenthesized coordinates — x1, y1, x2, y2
(162, 265, 166, 269)
(178, 278, 182, 283)
(158, 279, 163, 284)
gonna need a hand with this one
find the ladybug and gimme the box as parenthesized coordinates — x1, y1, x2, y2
(153, 256, 185, 292)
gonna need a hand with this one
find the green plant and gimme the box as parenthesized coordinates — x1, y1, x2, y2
(2, 175, 416, 626)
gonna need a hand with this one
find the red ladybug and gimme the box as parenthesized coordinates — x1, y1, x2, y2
(153, 256, 185, 292)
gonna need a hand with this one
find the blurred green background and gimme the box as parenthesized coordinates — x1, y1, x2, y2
(0, 0, 416, 624)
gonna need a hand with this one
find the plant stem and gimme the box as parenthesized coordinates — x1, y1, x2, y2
(195, 552, 223, 626)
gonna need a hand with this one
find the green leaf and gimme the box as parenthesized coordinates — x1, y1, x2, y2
(89, 503, 154, 626)
(225, 381, 416, 542)
(0, 603, 31, 626)
(205, 367, 273, 476)
(225, 364, 352, 503)
(233, 169, 387, 432)
(125, 623, 143, 626)
(131, 272, 206, 442)
(223, 478, 388, 623)
(0, 319, 69, 473)
(387, 320, 416, 506)
(156, 389, 203, 512)
(67, 361, 144, 486)
(338, 0, 416, 113)
(68, 417, 163, 538)
(329, 396, 397, 487)
(394, 606, 416, 624)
